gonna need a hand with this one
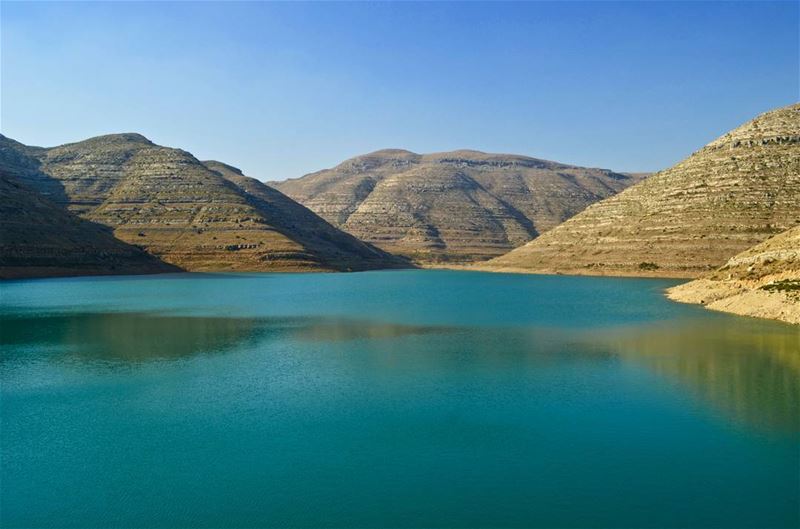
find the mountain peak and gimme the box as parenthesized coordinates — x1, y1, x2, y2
(203, 160, 244, 176)
(46, 133, 156, 153)
(363, 148, 419, 157)
(69, 132, 153, 146)
(706, 102, 800, 151)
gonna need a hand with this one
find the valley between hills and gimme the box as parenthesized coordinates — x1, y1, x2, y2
(1, 103, 798, 324)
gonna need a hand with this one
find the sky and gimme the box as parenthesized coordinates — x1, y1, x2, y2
(1, 1, 798, 180)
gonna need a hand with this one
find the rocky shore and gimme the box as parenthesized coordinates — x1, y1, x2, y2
(667, 276, 799, 325)
(667, 226, 800, 325)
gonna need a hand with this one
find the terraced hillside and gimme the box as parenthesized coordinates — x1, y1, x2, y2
(484, 103, 800, 277)
(0, 173, 174, 279)
(272, 150, 641, 263)
(0, 134, 406, 273)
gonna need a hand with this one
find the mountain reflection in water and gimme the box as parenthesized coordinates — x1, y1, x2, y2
(2, 309, 797, 435)
(0, 310, 267, 362)
(597, 319, 800, 434)
(2, 270, 798, 529)
(0, 311, 458, 363)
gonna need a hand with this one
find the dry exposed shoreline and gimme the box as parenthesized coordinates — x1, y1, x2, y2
(667, 274, 800, 326)
(438, 263, 695, 279)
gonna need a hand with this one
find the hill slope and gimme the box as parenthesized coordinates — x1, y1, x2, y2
(484, 103, 800, 277)
(202, 160, 409, 270)
(0, 173, 175, 279)
(272, 150, 641, 263)
(667, 226, 800, 324)
(1, 134, 406, 273)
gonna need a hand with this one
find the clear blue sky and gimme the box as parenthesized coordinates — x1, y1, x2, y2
(2, 1, 798, 180)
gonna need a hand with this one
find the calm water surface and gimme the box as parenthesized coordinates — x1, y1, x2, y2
(1, 270, 798, 528)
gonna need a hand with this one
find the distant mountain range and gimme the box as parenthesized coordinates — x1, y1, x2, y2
(0, 133, 406, 278)
(272, 150, 643, 263)
(482, 103, 800, 277)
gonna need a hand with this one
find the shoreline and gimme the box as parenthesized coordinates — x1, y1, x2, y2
(426, 263, 698, 279)
(666, 275, 800, 326)
(6, 262, 797, 326)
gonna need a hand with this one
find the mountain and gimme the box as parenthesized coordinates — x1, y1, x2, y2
(271, 150, 642, 263)
(483, 103, 800, 277)
(667, 226, 800, 324)
(202, 160, 410, 270)
(0, 134, 407, 273)
(0, 173, 175, 279)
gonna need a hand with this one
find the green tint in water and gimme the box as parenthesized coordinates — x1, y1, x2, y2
(1, 271, 798, 528)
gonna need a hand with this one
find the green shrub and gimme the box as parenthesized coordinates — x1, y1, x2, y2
(760, 280, 800, 292)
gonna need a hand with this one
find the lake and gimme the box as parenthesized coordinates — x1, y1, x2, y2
(1, 270, 798, 528)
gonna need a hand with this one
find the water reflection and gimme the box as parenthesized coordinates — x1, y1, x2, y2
(2, 308, 797, 435)
(0, 310, 460, 364)
(600, 320, 800, 434)
(0, 311, 269, 362)
(288, 318, 455, 342)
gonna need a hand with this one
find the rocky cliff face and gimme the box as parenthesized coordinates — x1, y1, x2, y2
(272, 150, 641, 263)
(484, 103, 800, 277)
(0, 173, 174, 279)
(1, 134, 406, 273)
(667, 226, 800, 324)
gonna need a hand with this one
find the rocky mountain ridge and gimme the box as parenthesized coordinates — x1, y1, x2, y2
(272, 150, 642, 263)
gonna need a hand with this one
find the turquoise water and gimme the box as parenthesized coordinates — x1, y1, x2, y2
(1, 270, 798, 528)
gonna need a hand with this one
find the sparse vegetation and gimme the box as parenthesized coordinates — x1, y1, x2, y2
(760, 280, 800, 293)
